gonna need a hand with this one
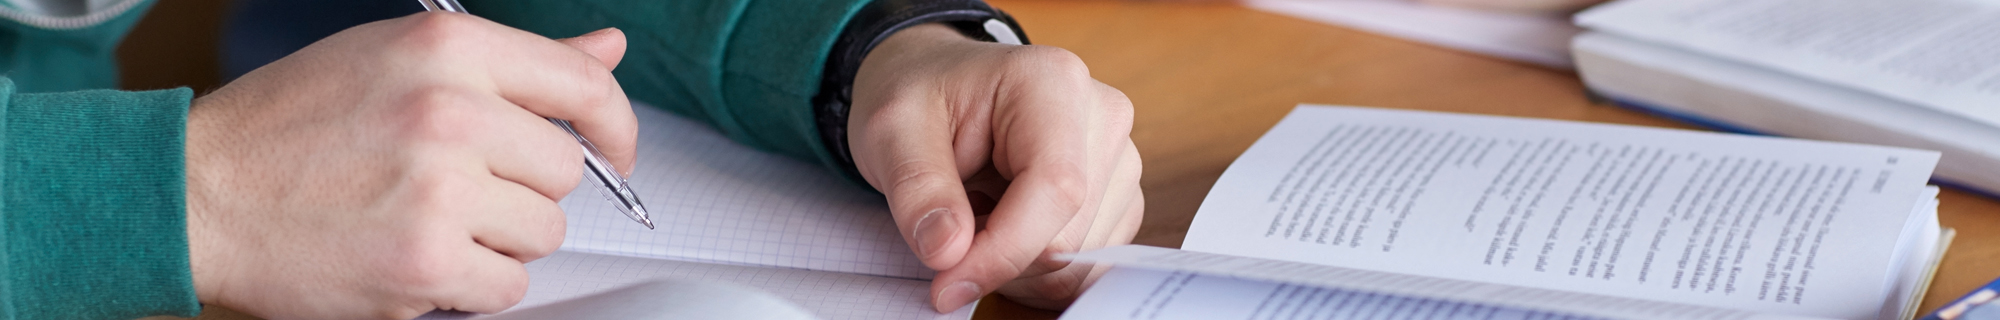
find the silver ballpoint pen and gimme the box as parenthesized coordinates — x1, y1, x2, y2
(419, 0, 655, 229)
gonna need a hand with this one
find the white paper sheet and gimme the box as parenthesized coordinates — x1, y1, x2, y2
(1062, 267, 1606, 320)
(420, 104, 961, 319)
(1063, 248, 1850, 320)
(1577, 0, 2000, 128)
(1065, 246, 1839, 320)
(1248, 0, 1583, 68)
(1880, 187, 1945, 320)
(555, 103, 931, 280)
(1181, 105, 1939, 319)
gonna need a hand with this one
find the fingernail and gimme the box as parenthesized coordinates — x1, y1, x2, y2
(935, 281, 982, 312)
(914, 208, 958, 259)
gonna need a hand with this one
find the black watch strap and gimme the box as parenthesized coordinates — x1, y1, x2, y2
(813, 0, 1029, 182)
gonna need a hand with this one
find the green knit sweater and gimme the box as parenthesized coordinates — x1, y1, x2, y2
(0, 0, 868, 318)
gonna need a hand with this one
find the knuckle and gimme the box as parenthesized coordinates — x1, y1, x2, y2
(523, 129, 586, 198)
(1100, 88, 1133, 111)
(384, 240, 457, 294)
(546, 209, 569, 244)
(1100, 89, 1136, 129)
(520, 210, 567, 260)
(1122, 146, 1145, 174)
(394, 13, 480, 55)
(562, 59, 618, 117)
(1045, 235, 1082, 255)
(981, 254, 1031, 282)
(577, 61, 617, 102)
(887, 160, 958, 195)
(526, 121, 587, 167)
(390, 175, 469, 256)
(1031, 250, 1074, 274)
(1003, 45, 1090, 78)
(1038, 169, 1090, 214)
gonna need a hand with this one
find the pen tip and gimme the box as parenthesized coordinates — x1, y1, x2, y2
(630, 203, 655, 230)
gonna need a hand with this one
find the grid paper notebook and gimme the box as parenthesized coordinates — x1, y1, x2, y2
(423, 102, 959, 319)
(557, 103, 932, 279)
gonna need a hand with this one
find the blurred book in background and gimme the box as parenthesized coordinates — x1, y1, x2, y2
(1573, 0, 2000, 197)
(1247, 0, 1584, 68)
(1927, 278, 2000, 320)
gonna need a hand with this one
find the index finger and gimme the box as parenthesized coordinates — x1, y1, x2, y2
(401, 13, 639, 172)
(488, 24, 637, 174)
(929, 80, 1095, 313)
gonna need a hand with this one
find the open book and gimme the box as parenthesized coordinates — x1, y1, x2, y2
(1059, 105, 1951, 320)
(422, 103, 970, 319)
(1571, 0, 2000, 196)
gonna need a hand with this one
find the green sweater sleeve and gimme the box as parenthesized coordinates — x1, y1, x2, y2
(467, 0, 870, 178)
(0, 78, 201, 319)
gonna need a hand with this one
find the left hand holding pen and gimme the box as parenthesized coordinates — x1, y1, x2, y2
(849, 23, 1145, 312)
(183, 14, 634, 319)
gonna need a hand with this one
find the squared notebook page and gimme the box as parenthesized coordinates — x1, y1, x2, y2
(555, 102, 932, 279)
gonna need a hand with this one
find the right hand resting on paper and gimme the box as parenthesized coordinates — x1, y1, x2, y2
(850, 24, 1146, 312)
(181, 13, 636, 319)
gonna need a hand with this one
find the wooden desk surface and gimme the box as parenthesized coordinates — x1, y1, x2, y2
(174, 1, 1996, 319)
(969, 0, 2000, 319)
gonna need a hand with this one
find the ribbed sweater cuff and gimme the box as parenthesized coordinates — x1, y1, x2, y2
(1, 78, 201, 318)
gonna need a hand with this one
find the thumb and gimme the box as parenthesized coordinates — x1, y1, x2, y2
(852, 107, 977, 271)
(558, 28, 626, 69)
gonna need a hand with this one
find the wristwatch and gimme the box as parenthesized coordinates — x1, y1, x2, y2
(813, 0, 1031, 182)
